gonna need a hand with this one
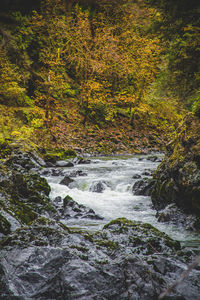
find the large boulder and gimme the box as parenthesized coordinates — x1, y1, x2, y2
(0, 166, 57, 234)
(152, 114, 200, 218)
(0, 218, 199, 300)
(0, 145, 58, 236)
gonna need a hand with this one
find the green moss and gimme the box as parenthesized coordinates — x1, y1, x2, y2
(42, 148, 77, 162)
(70, 245, 89, 253)
(103, 218, 180, 253)
(103, 218, 137, 230)
(0, 140, 12, 159)
(0, 224, 67, 248)
(10, 201, 38, 224)
(23, 174, 51, 196)
(63, 149, 77, 158)
(63, 195, 73, 203)
(0, 213, 11, 235)
(29, 217, 69, 232)
(78, 254, 89, 261)
(96, 240, 119, 250)
(94, 259, 108, 265)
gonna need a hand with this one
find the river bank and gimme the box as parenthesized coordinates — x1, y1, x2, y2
(0, 141, 200, 299)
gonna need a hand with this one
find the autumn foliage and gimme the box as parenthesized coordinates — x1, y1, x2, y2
(1, 0, 198, 151)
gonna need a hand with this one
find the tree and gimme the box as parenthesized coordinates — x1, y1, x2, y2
(146, 0, 200, 103)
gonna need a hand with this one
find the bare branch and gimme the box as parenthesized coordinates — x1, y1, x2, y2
(158, 254, 200, 300)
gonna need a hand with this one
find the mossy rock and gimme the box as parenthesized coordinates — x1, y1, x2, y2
(152, 116, 200, 216)
(30, 217, 69, 232)
(0, 167, 56, 225)
(63, 195, 74, 206)
(23, 174, 51, 196)
(10, 172, 50, 199)
(103, 218, 180, 253)
(0, 222, 68, 249)
(0, 213, 11, 235)
(10, 201, 38, 225)
(95, 239, 119, 250)
(0, 140, 12, 159)
(42, 148, 77, 163)
(103, 217, 135, 230)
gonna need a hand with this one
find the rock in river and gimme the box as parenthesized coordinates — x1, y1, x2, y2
(132, 178, 155, 196)
(89, 180, 110, 193)
(55, 160, 74, 167)
(59, 175, 75, 186)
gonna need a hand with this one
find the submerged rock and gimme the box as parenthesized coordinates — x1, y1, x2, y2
(0, 143, 200, 299)
(0, 145, 100, 237)
(142, 169, 152, 176)
(68, 170, 87, 177)
(0, 218, 199, 300)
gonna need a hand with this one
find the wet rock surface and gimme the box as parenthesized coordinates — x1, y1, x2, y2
(72, 157, 91, 165)
(89, 180, 110, 193)
(156, 204, 200, 231)
(68, 169, 87, 177)
(5, 149, 46, 171)
(146, 155, 163, 163)
(59, 175, 75, 186)
(132, 174, 142, 179)
(55, 160, 74, 167)
(132, 178, 155, 196)
(53, 196, 103, 220)
(0, 218, 200, 300)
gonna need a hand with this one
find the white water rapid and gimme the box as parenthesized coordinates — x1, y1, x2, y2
(47, 155, 200, 248)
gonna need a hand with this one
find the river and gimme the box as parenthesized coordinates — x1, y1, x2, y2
(47, 155, 200, 249)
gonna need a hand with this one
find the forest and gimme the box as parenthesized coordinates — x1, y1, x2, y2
(0, 0, 199, 153)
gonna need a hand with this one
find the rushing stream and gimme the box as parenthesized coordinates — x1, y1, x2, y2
(47, 155, 200, 249)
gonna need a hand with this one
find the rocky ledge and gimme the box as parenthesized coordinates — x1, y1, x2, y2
(0, 142, 97, 237)
(0, 217, 200, 300)
(0, 141, 200, 299)
(151, 114, 200, 229)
